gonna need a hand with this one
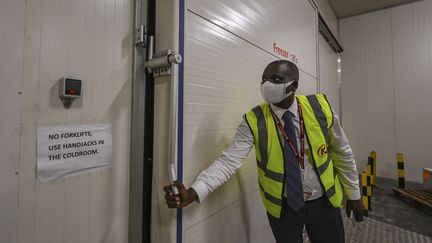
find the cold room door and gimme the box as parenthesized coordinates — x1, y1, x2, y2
(181, 0, 319, 242)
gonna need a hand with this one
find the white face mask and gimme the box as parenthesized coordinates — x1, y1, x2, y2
(260, 80, 296, 104)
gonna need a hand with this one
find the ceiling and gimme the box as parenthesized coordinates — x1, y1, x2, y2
(328, 0, 421, 18)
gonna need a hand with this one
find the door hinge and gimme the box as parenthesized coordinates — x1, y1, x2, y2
(136, 25, 146, 47)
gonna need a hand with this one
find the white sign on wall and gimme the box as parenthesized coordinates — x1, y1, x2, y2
(37, 123, 112, 182)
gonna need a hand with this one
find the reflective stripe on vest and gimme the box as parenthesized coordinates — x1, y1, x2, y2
(298, 95, 343, 206)
(245, 94, 343, 218)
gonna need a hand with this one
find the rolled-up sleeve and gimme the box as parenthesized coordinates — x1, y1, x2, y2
(329, 115, 361, 200)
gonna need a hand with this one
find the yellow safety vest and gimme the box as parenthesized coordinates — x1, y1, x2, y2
(245, 94, 343, 218)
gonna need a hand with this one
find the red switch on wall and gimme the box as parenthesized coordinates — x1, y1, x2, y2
(59, 77, 82, 109)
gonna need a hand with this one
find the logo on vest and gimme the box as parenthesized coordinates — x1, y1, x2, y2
(317, 144, 328, 158)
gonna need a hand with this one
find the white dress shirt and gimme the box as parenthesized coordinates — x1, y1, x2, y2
(190, 98, 361, 202)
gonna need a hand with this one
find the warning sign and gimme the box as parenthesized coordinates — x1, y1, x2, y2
(37, 123, 112, 182)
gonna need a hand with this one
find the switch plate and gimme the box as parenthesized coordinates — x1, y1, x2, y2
(59, 77, 82, 98)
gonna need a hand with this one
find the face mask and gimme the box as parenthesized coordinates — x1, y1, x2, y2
(260, 80, 296, 104)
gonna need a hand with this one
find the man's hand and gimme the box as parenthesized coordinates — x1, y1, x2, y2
(345, 199, 365, 222)
(163, 181, 198, 208)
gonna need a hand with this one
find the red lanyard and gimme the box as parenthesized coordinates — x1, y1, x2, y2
(270, 100, 305, 169)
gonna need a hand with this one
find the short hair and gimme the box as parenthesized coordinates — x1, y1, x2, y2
(267, 60, 299, 80)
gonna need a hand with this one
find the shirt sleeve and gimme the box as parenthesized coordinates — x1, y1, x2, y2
(329, 115, 361, 200)
(190, 118, 255, 202)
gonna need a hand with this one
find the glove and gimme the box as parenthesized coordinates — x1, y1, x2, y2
(163, 181, 198, 208)
(345, 199, 365, 222)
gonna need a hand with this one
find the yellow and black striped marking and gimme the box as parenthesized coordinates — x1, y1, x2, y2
(362, 171, 369, 216)
(367, 156, 374, 189)
(370, 151, 377, 186)
(397, 153, 405, 189)
(366, 164, 373, 211)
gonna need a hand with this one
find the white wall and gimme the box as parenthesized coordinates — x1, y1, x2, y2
(319, 36, 340, 117)
(182, 11, 277, 243)
(183, 1, 318, 241)
(316, 0, 341, 117)
(340, 10, 396, 177)
(391, 1, 432, 182)
(340, 0, 432, 182)
(0, 0, 134, 242)
(187, 0, 318, 79)
(0, 0, 25, 241)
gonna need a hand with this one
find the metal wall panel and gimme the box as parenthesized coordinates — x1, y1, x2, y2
(182, 0, 317, 241)
(391, 1, 432, 182)
(341, 0, 432, 182)
(152, 0, 332, 242)
(340, 10, 396, 177)
(184, 190, 273, 243)
(319, 35, 340, 117)
(0, 0, 25, 241)
(187, 0, 318, 78)
(17, 0, 133, 242)
(152, 1, 317, 242)
(182, 12, 273, 237)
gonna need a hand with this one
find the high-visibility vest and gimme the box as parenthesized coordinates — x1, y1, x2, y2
(244, 94, 343, 218)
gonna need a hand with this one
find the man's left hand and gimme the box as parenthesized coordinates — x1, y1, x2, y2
(345, 199, 365, 222)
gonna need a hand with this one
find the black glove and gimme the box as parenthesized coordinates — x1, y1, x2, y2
(346, 199, 365, 222)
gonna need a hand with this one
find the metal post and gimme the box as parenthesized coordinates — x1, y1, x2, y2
(361, 171, 369, 216)
(370, 151, 377, 186)
(397, 153, 405, 189)
(366, 163, 372, 211)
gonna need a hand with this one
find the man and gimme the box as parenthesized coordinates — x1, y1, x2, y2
(164, 60, 364, 243)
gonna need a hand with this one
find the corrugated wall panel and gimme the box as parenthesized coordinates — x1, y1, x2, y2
(187, 0, 318, 78)
(319, 35, 340, 117)
(17, 0, 133, 242)
(391, 1, 432, 182)
(184, 189, 271, 243)
(0, 0, 25, 242)
(341, 0, 432, 182)
(182, 11, 272, 234)
(152, 1, 341, 242)
(340, 10, 396, 176)
(182, 0, 317, 241)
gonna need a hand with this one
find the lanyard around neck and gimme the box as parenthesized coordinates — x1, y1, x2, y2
(270, 100, 305, 169)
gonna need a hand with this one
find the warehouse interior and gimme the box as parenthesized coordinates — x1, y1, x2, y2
(1, 0, 431, 242)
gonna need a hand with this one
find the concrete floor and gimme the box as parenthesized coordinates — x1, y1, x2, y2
(367, 177, 432, 237)
(301, 177, 432, 242)
(303, 212, 432, 243)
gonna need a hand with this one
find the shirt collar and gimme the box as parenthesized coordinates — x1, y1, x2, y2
(270, 98, 298, 118)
